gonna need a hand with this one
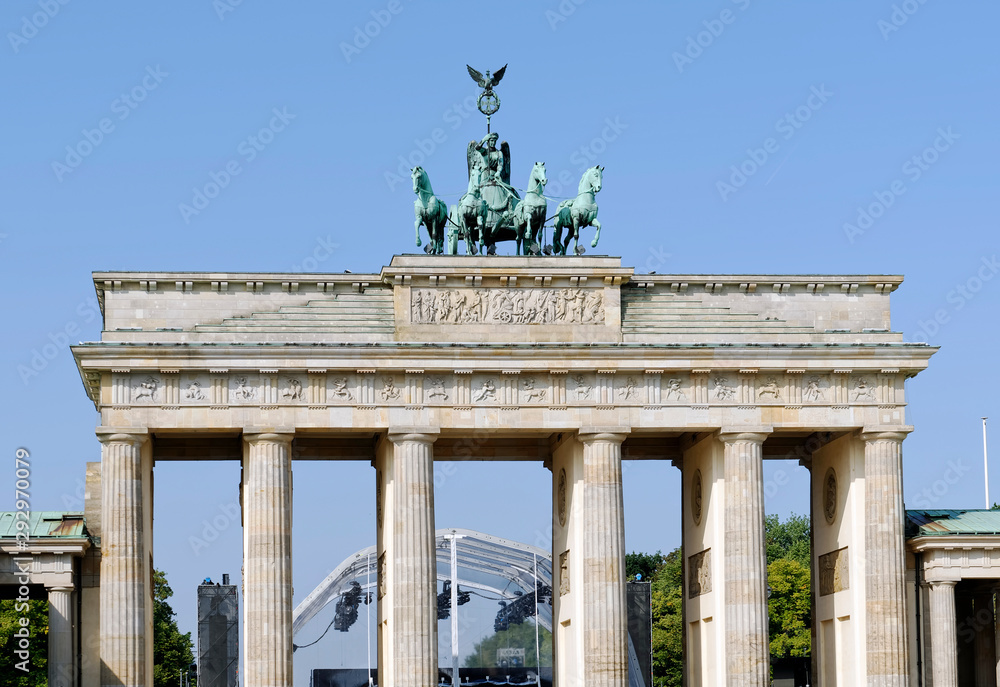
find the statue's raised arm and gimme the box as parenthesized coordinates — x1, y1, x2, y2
(467, 141, 485, 186)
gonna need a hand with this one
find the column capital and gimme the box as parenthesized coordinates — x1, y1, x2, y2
(243, 428, 295, 445)
(928, 579, 959, 589)
(859, 426, 913, 443)
(578, 426, 629, 444)
(718, 427, 771, 444)
(46, 585, 75, 594)
(387, 427, 439, 445)
(96, 428, 148, 445)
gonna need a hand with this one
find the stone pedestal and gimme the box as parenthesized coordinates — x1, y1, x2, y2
(385, 431, 438, 687)
(242, 432, 294, 687)
(48, 586, 75, 687)
(862, 430, 910, 686)
(928, 581, 958, 687)
(579, 431, 628, 687)
(98, 431, 150, 687)
(720, 431, 769, 687)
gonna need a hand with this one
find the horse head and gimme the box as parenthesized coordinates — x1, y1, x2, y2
(579, 165, 603, 195)
(411, 166, 429, 195)
(529, 161, 547, 194)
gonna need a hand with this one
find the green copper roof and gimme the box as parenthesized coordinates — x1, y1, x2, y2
(0, 512, 89, 539)
(906, 509, 1000, 537)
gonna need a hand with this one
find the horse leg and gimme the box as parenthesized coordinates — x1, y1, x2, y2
(590, 218, 602, 248)
(414, 217, 422, 248)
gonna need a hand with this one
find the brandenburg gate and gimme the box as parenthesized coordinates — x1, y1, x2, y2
(72, 255, 934, 686)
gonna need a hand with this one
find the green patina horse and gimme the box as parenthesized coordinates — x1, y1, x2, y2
(553, 165, 603, 255)
(448, 159, 488, 255)
(512, 161, 547, 256)
(411, 166, 448, 255)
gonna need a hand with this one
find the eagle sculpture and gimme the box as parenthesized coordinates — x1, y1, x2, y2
(467, 64, 507, 95)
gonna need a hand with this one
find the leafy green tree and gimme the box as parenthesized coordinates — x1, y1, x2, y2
(153, 569, 195, 687)
(464, 619, 552, 668)
(765, 513, 811, 568)
(767, 558, 812, 659)
(626, 550, 665, 581)
(649, 548, 683, 687)
(0, 599, 48, 687)
(764, 513, 812, 660)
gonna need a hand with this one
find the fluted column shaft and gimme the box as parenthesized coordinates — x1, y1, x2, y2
(721, 431, 769, 687)
(242, 433, 293, 687)
(862, 430, 910, 686)
(928, 581, 959, 687)
(973, 591, 996, 687)
(387, 432, 438, 687)
(48, 586, 75, 687)
(580, 432, 628, 687)
(99, 432, 148, 687)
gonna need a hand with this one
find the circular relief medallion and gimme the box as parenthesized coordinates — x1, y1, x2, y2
(558, 468, 567, 527)
(692, 469, 703, 525)
(376, 470, 383, 529)
(823, 467, 838, 525)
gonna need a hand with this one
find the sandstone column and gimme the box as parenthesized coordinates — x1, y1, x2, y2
(242, 432, 294, 687)
(579, 431, 628, 687)
(387, 431, 438, 687)
(98, 431, 150, 687)
(48, 586, 75, 687)
(973, 590, 996, 687)
(928, 580, 958, 687)
(861, 429, 911, 686)
(720, 430, 769, 687)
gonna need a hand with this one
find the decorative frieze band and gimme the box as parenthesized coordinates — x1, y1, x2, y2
(104, 369, 906, 411)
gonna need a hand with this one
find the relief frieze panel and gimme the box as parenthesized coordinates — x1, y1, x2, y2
(410, 287, 605, 325)
(108, 370, 904, 410)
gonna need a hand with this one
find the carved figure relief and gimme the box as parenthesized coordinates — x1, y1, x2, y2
(757, 377, 780, 400)
(380, 377, 400, 401)
(134, 376, 159, 403)
(819, 547, 849, 596)
(573, 375, 593, 400)
(473, 379, 497, 403)
(376, 470, 383, 529)
(522, 377, 546, 403)
(378, 553, 387, 599)
(804, 377, 825, 402)
(183, 380, 205, 400)
(233, 376, 256, 401)
(410, 287, 604, 325)
(427, 377, 449, 401)
(619, 377, 638, 400)
(331, 377, 354, 401)
(824, 467, 838, 525)
(559, 550, 570, 596)
(281, 378, 303, 401)
(557, 468, 567, 527)
(852, 377, 876, 402)
(688, 549, 712, 598)
(665, 378, 687, 402)
(712, 376, 735, 401)
(692, 470, 703, 525)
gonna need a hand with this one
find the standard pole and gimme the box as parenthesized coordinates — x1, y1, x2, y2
(984, 417, 990, 509)
(366, 552, 373, 686)
(533, 552, 541, 686)
(451, 534, 460, 686)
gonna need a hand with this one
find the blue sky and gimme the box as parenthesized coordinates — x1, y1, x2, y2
(2, 0, 998, 680)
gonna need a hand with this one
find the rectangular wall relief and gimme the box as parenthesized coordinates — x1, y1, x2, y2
(819, 547, 849, 596)
(410, 288, 605, 325)
(688, 548, 712, 598)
